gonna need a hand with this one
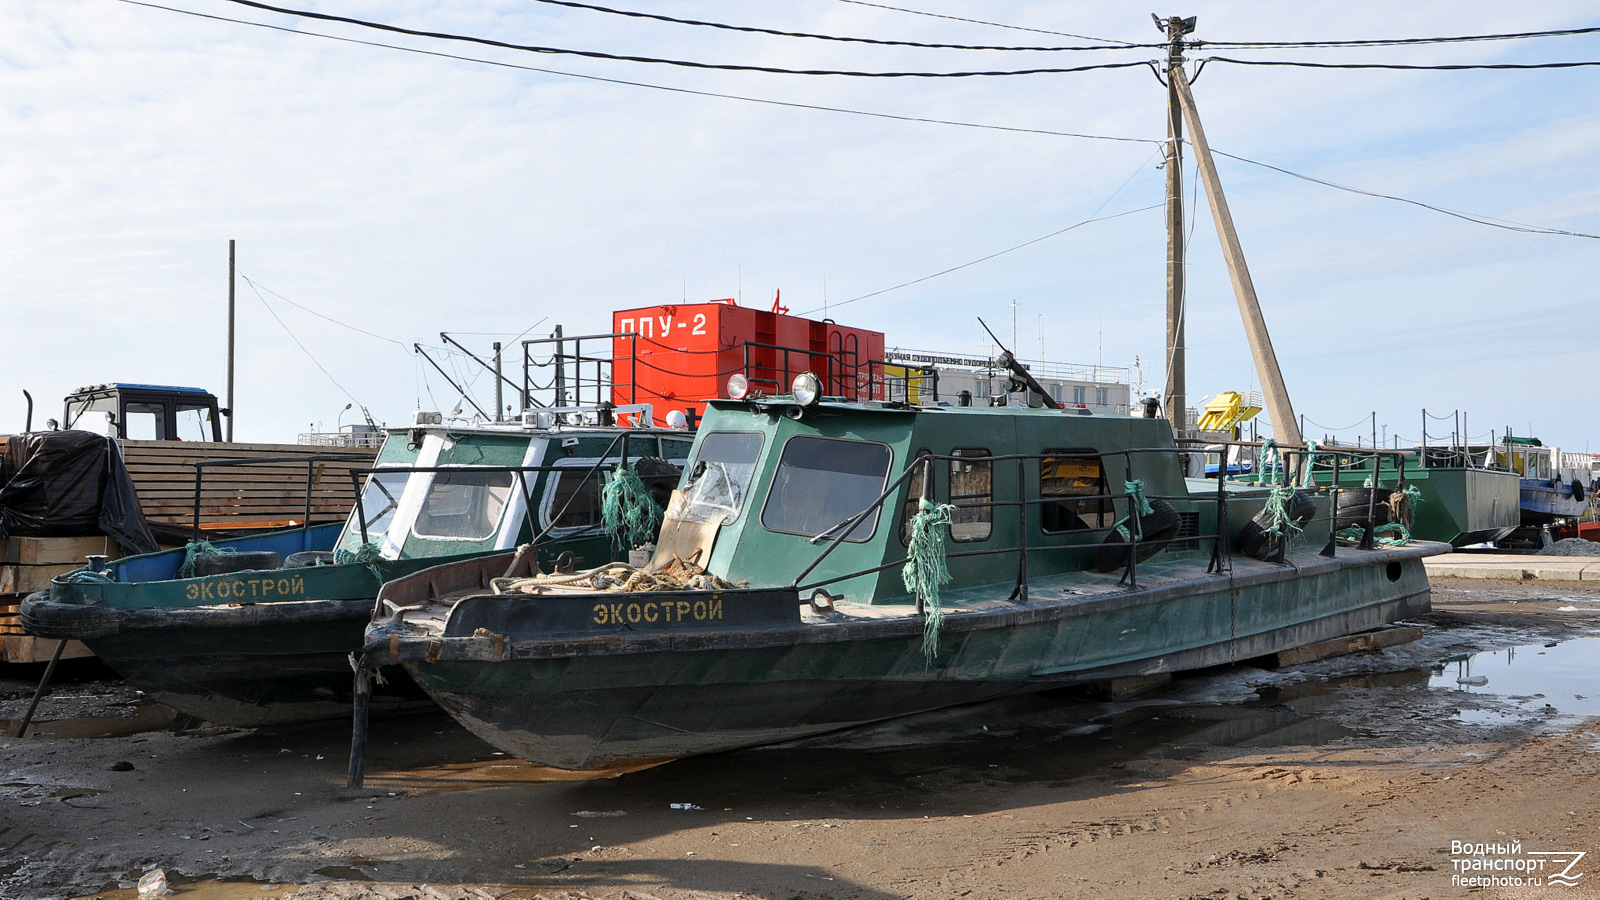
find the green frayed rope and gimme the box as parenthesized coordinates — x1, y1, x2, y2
(1335, 522, 1412, 547)
(1261, 483, 1304, 539)
(335, 541, 385, 581)
(1112, 479, 1153, 541)
(601, 463, 664, 550)
(178, 540, 230, 578)
(62, 569, 115, 584)
(901, 497, 956, 662)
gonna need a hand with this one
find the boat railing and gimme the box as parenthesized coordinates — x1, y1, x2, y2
(341, 429, 663, 552)
(186, 453, 377, 543)
(791, 440, 1421, 606)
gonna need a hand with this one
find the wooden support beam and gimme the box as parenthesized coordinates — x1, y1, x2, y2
(1171, 68, 1304, 449)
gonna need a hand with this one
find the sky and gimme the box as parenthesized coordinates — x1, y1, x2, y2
(1, 1, 1596, 454)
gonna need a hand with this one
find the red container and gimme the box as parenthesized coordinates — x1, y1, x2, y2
(613, 300, 885, 426)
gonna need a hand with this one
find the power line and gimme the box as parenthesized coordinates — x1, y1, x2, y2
(833, 0, 1137, 46)
(125, 2, 1596, 242)
(796, 203, 1162, 316)
(121, 1, 1159, 144)
(241, 276, 412, 347)
(1209, 148, 1600, 240)
(1205, 55, 1600, 72)
(246, 280, 365, 406)
(212, 0, 1155, 77)
(1199, 24, 1600, 50)
(525, 0, 1157, 52)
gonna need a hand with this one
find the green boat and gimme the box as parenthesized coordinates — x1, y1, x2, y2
(356, 375, 1447, 775)
(24, 408, 692, 727)
(1307, 444, 1521, 548)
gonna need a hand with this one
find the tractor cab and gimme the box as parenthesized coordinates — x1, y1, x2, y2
(62, 384, 224, 442)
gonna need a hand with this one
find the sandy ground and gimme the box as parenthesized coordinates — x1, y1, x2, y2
(3, 576, 1600, 900)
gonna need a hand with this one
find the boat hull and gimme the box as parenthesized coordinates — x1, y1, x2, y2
(393, 543, 1439, 769)
(25, 596, 427, 727)
(1519, 478, 1589, 525)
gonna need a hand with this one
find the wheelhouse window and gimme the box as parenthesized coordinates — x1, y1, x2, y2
(1040, 450, 1110, 533)
(675, 431, 764, 525)
(348, 470, 409, 543)
(412, 470, 513, 540)
(543, 467, 605, 531)
(949, 448, 993, 542)
(762, 436, 891, 542)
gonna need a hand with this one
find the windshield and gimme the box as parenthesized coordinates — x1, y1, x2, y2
(761, 436, 891, 542)
(347, 470, 409, 544)
(412, 470, 514, 541)
(671, 432, 764, 525)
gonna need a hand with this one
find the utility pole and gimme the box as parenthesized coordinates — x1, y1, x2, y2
(1159, 15, 1194, 436)
(226, 239, 236, 442)
(1171, 65, 1304, 449)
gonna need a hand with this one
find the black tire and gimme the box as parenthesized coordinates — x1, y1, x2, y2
(1236, 490, 1318, 560)
(1332, 488, 1393, 531)
(190, 550, 282, 576)
(1574, 480, 1586, 503)
(20, 591, 123, 640)
(1091, 499, 1182, 573)
(284, 551, 337, 568)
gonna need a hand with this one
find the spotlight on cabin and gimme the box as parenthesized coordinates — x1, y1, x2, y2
(791, 372, 822, 407)
(726, 373, 750, 400)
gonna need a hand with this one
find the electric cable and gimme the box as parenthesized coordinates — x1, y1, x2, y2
(242, 276, 412, 348)
(247, 280, 367, 407)
(796, 202, 1162, 317)
(121, 1, 1158, 145)
(210, 0, 1155, 77)
(524, 0, 1155, 52)
(1206, 147, 1600, 240)
(1199, 24, 1600, 50)
(833, 0, 1137, 45)
(1204, 55, 1600, 72)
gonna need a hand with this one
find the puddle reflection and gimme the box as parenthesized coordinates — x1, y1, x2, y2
(1429, 635, 1600, 722)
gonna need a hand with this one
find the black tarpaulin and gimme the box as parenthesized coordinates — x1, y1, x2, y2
(0, 431, 159, 555)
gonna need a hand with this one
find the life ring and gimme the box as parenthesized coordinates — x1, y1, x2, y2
(1236, 490, 1318, 560)
(1091, 499, 1181, 573)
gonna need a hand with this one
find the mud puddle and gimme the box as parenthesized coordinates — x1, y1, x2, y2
(1430, 634, 1600, 726)
(71, 873, 297, 900)
(2, 700, 180, 739)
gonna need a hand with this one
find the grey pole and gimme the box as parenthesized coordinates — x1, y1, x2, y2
(227, 239, 236, 443)
(1161, 15, 1191, 436)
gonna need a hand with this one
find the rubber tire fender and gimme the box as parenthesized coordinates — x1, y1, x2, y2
(1574, 479, 1586, 503)
(284, 551, 337, 568)
(1090, 499, 1182, 573)
(190, 550, 283, 577)
(1235, 490, 1318, 560)
(1332, 488, 1394, 531)
(19, 591, 123, 640)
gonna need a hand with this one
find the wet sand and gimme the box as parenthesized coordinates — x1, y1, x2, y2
(4, 577, 1600, 900)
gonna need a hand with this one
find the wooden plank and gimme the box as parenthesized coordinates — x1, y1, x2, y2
(1, 536, 120, 566)
(0, 564, 82, 594)
(1272, 625, 1425, 668)
(1, 636, 95, 663)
